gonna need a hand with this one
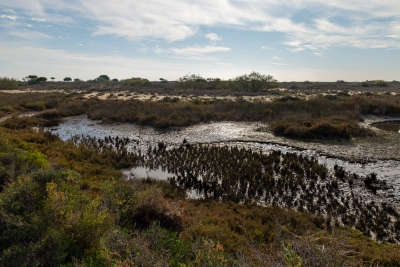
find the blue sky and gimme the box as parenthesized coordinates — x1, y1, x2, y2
(0, 0, 399, 82)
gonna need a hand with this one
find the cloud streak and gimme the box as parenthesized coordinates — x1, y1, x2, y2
(7, 29, 53, 39)
(1, 14, 18, 20)
(171, 46, 231, 57)
(0, 0, 398, 50)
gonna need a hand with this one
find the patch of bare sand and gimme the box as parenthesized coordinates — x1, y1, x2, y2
(82, 91, 279, 102)
(1, 89, 67, 94)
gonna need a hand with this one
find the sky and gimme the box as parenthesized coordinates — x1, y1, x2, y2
(0, 0, 400, 82)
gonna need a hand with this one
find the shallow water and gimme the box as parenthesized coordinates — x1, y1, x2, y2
(374, 123, 400, 133)
(124, 166, 174, 180)
(46, 115, 400, 204)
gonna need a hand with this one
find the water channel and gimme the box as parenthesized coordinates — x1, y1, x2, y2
(44, 114, 400, 206)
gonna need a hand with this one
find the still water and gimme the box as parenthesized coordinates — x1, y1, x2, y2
(46, 115, 400, 203)
(374, 123, 400, 133)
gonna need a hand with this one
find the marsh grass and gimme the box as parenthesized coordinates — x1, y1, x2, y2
(143, 143, 400, 243)
(0, 92, 63, 112)
(0, 127, 399, 266)
(80, 94, 400, 139)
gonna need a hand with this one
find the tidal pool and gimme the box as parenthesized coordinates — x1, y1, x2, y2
(45, 115, 400, 205)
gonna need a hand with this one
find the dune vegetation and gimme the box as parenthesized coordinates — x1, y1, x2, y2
(2, 89, 400, 140)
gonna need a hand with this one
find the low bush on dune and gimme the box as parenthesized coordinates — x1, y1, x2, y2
(0, 77, 18, 90)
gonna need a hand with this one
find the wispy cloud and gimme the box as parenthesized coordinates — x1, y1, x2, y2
(1, 14, 18, 20)
(30, 17, 49, 22)
(154, 45, 166, 55)
(8, 29, 53, 40)
(261, 46, 275, 50)
(272, 62, 289, 66)
(172, 46, 231, 56)
(138, 44, 147, 53)
(1, 0, 400, 51)
(0, 44, 238, 81)
(205, 33, 222, 43)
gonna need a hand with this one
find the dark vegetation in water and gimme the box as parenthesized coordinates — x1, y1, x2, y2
(1, 126, 400, 265)
(144, 143, 400, 243)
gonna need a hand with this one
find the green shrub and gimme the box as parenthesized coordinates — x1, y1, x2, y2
(361, 81, 369, 87)
(233, 72, 277, 91)
(23, 101, 47, 110)
(374, 80, 388, 87)
(129, 78, 151, 86)
(0, 77, 19, 90)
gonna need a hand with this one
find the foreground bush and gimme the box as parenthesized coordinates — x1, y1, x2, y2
(0, 128, 400, 266)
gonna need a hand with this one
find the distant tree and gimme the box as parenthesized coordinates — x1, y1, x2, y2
(36, 77, 47, 82)
(51, 77, 55, 81)
(36, 77, 47, 88)
(28, 75, 38, 85)
(74, 78, 80, 82)
(96, 77, 108, 83)
(99, 75, 110, 81)
(112, 78, 118, 82)
(64, 77, 72, 82)
(233, 72, 277, 91)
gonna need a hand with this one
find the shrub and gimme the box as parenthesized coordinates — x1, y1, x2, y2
(272, 119, 354, 140)
(0, 117, 43, 129)
(0, 77, 19, 90)
(233, 72, 277, 91)
(123, 188, 183, 231)
(129, 78, 151, 86)
(374, 80, 388, 87)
